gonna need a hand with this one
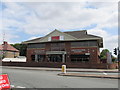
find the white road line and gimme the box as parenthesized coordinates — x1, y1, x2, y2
(10, 85, 15, 88)
(103, 72, 107, 75)
(16, 86, 26, 88)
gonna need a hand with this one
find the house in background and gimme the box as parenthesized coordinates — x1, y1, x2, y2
(0, 41, 19, 58)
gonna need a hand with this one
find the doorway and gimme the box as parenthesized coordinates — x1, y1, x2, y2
(49, 54, 62, 62)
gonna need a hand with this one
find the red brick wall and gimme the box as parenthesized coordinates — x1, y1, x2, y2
(2, 62, 118, 69)
(26, 42, 100, 64)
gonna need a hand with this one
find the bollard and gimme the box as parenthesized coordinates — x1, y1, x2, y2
(62, 65, 66, 73)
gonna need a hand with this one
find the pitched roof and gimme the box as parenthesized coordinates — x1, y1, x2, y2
(64, 30, 102, 39)
(64, 30, 87, 38)
(22, 30, 103, 44)
(22, 37, 43, 44)
(0, 41, 19, 52)
(0, 45, 2, 50)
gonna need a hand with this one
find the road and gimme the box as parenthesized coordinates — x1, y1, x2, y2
(1, 67, 118, 88)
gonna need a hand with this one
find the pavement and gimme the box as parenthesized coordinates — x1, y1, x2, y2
(58, 73, 120, 79)
(1, 66, 119, 79)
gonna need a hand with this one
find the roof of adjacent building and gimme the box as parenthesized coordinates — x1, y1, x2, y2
(22, 29, 103, 47)
(0, 41, 19, 52)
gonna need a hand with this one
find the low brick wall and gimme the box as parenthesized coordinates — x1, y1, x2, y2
(1, 62, 118, 69)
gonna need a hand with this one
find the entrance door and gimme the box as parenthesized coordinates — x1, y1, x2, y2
(49, 54, 62, 62)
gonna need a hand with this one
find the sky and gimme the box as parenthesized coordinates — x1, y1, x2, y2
(0, 0, 118, 54)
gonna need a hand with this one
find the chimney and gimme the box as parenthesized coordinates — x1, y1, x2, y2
(3, 41, 8, 45)
(2, 41, 8, 50)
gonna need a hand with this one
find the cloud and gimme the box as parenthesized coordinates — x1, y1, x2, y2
(0, 2, 118, 53)
(28, 36, 40, 40)
(2, 0, 119, 2)
(88, 28, 118, 53)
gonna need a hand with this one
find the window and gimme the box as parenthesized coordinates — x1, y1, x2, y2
(28, 44, 45, 48)
(71, 54, 89, 62)
(37, 55, 45, 62)
(31, 55, 35, 61)
(71, 41, 97, 47)
(48, 55, 62, 62)
(50, 43, 65, 51)
(31, 55, 45, 62)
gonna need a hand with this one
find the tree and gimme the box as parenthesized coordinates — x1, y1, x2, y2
(100, 49, 117, 62)
(11, 43, 21, 50)
(11, 43, 27, 56)
(100, 49, 109, 59)
(19, 44, 27, 56)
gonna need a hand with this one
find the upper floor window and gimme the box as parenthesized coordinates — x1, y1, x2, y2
(71, 41, 97, 47)
(50, 43, 65, 51)
(28, 43, 45, 48)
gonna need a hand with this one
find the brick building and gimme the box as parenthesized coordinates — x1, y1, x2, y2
(23, 29, 103, 66)
(0, 41, 19, 58)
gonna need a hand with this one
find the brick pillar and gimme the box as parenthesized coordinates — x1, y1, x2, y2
(89, 47, 99, 64)
(26, 49, 32, 62)
(65, 42, 71, 63)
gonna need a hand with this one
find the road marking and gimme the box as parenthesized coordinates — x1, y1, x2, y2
(10, 85, 26, 88)
(10, 85, 15, 88)
(16, 86, 26, 88)
(103, 72, 107, 75)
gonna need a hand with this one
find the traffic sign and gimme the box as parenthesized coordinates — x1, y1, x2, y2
(0, 74, 11, 89)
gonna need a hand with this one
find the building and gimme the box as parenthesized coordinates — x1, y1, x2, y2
(23, 29, 103, 66)
(0, 41, 19, 58)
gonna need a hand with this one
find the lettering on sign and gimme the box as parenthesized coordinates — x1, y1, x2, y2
(0, 74, 11, 89)
(71, 49, 86, 53)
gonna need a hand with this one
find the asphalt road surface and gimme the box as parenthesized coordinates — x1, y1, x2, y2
(1, 67, 118, 88)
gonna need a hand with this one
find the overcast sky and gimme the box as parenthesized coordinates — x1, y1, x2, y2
(0, 0, 118, 54)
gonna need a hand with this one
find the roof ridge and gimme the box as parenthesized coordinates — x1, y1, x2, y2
(64, 30, 87, 33)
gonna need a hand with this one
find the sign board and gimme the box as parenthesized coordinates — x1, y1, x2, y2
(71, 49, 86, 53)
(48, 36, 64, 41)
(85, 53, 90, 55)
(51, 36, 60, 40)
(0, 74, 11, 89)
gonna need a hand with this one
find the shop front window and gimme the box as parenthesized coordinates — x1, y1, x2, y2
(31, 55, 45, 62)
(71, 54, 89, 62)
(48, 55, 62, 62)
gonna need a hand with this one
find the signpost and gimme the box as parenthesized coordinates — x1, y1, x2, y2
(0, 74, 10, 89)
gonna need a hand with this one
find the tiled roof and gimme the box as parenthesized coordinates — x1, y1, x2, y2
(22, 37, 43, 44)
(64, 30, 102, 39)
(0, 45, 2, 50)
(0, 42, 19, 52)
(22, 30, 103, 44)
